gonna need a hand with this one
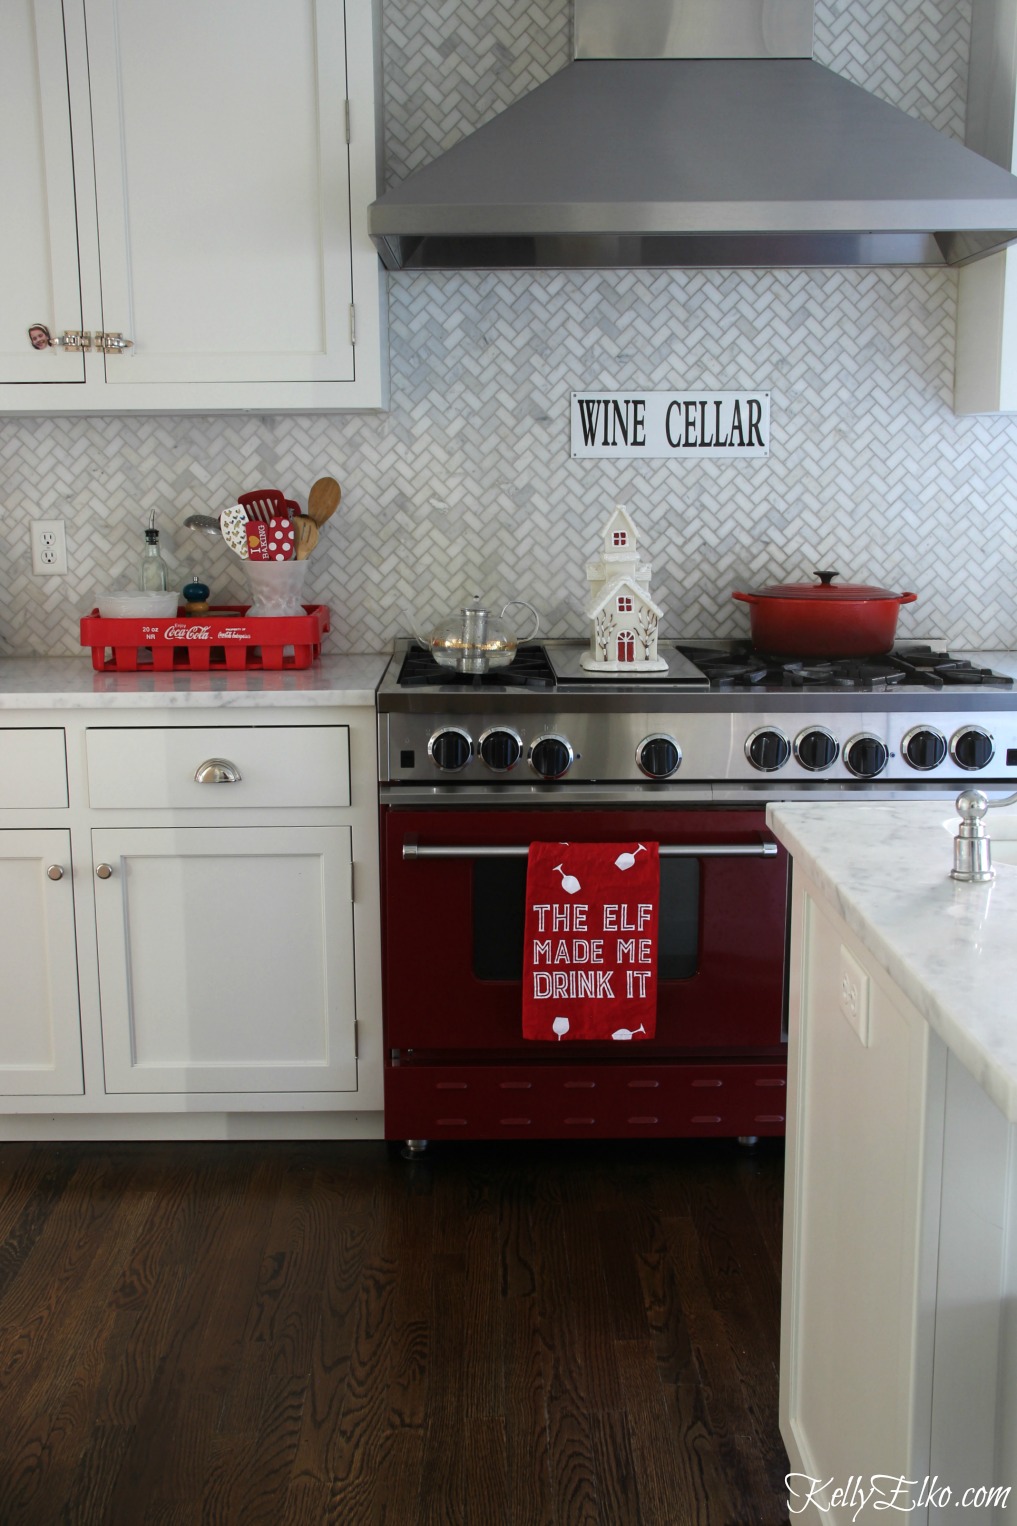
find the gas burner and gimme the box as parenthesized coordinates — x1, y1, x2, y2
(397, 641, 555, 690)
(677, 641, 1014, 692)
(894, 646, 1014, 689)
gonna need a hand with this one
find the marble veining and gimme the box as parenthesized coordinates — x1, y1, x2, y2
(0, 654, 387, 709)
(768, 799, 1017, 1122)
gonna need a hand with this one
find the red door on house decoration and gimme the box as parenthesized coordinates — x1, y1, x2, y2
(617, 630, 635, 661)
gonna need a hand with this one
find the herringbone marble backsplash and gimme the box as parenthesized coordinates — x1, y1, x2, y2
(3, 0, 1017, 656)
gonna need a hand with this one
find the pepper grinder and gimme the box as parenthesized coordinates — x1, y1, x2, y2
(182, 574, 211, 614)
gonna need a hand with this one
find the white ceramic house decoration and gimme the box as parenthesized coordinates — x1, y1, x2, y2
(581, 506, 667, 672)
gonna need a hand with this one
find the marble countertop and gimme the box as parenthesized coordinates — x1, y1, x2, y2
(1, 646, 1012, 710)
(767, 797, 1017, 1122)
(0, 653, 389, 708)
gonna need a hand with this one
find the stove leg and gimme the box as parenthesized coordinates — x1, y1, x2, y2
(401, 1138, 429, 1160)
(737, 1135, 759, 1148)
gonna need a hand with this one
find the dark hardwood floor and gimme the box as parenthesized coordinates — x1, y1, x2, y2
(0, 1136, 789, 1525)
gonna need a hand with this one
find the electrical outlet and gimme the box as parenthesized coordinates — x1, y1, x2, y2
(838, 944, 871, 1046)
(30, 519, 68, 576)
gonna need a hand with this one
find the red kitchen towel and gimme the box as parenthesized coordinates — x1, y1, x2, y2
(522, 841, 659, 1042)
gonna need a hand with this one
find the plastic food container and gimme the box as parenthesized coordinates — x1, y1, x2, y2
(96, 590, 181, 619)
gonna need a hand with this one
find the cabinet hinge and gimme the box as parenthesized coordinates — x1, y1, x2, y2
(95, 331, 134, 355)
(57, 330, 92, 352)
(349, 304, 356, 346)
(344, 99, 351, 143)
(350, 861, 355, 901)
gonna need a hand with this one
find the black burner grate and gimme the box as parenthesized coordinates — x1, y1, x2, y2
(676, 641, 1014, 692)
(397, 642, 556, 690)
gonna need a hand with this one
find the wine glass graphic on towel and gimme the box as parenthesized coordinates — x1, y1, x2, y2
(612, 1024, 646, 1041)
(614, 844, 646, 871)
(552, 1016, 570, 1041)
(553, 863, 581, 894)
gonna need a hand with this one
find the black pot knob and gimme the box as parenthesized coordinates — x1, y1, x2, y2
(746, 728, 791, 772)
(427, 727, 472, 772)
(844, 735, 889, 779)
(637, 734, 682, 779)
(951, 727, 994, 771)
(902, 727, 947, 771)
(530, 735, 574, 779)
(794, 727, 839, 772)
(479, 728, 522, 771)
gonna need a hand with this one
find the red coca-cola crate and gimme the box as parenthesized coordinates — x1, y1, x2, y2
(79, 604, 330, 672)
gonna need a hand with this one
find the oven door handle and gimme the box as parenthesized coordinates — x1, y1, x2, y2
(401, 837, 778, 859)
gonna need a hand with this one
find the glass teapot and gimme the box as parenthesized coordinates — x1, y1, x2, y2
(416, 596, 540, 674)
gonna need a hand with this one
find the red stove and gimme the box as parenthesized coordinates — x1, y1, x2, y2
(377, 638, 1017, 1152)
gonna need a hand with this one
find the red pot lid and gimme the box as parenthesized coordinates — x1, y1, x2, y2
(746, 570, 907, 602)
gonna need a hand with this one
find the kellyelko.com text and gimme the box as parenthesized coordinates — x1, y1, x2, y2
(786, 1473, 1012, 1518)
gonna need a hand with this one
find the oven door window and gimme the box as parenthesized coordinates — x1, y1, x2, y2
(472, 858, 700, 982)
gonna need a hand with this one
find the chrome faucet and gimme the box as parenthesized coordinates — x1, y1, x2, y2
(950, 788, 1017, 882)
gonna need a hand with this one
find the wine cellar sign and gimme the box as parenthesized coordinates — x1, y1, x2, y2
(570, 390, 770, 459)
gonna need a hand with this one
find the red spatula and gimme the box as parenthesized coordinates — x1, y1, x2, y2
(238, 489, 289, 523)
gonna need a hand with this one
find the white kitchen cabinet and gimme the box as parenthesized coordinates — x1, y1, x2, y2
(0, 830, 83, 1095)
(781, 886, 942, 1516)
(0, 0, 386, 413)
(92, 825, 357, 1094)
(781, 871, 1017, 1524)
(0, 699, 383, 1138)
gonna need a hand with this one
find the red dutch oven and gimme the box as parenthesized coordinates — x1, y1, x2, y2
(731, 570, 918, 657)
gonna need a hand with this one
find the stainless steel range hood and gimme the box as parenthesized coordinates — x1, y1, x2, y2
(369, 0, 1017, 271)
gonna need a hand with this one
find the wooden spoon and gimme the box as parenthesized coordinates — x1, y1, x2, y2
(293, 515, 319, 560)
(307, 476, 341, 528)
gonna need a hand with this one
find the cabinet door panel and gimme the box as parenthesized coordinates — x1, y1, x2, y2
(0, 830, 83, 1094)
(93, 825, 357, 1093)
(0, 0, 85, 386)
(86, 0, 355, 386)
(784, 890, 933, 1493)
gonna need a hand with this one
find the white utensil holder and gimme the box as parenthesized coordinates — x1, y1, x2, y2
(244, 560, 309, 618)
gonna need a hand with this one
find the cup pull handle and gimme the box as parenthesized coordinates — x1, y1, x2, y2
(194, 758, 242, 784)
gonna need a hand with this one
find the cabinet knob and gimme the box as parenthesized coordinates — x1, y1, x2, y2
(96, 863, 113, 880)
(194, 757, 242, 784)
(46, 864, 64, 881)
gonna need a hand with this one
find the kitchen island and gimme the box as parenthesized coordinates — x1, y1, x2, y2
(768, 798, 1017, 1524)
(0, 653, 388, 1141)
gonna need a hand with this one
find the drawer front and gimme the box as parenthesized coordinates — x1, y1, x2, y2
(0, 729, 68, 808)
(86, 725, 350, 809)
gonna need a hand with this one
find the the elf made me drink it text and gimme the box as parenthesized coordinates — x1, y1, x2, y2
(530, 901, 654, 1000)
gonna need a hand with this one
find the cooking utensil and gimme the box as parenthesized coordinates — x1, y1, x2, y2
(246, 517, 296, 561)
(238, 489, 289, 523)
(416, 598, 540, 674)
(183, 513, 223, 539)
(293, 516, 319, 560)
(307, 476, 341, 528)
(219, 504, 251, 558)
(731, 570, 918, 657)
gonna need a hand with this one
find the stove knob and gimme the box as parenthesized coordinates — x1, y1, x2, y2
(479, 727, 523, 772)
(427, 727, 472, 772)
(902, 726, 947, 771)
(745, 728, 791, 772)
(951, 726, 995, 771)
(794, 727, 839, 772)
(530, 734, 574, 780)
(844, 734, 889, 779)
(637, 734, 682, 779)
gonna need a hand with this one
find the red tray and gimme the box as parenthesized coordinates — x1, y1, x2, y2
(80, 604, 330, 672)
